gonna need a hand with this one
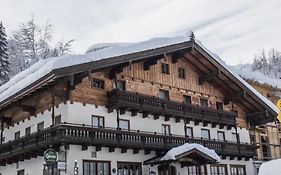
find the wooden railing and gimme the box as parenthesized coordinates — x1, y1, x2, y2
(107, 90, 237, 126)
(0, 123, 254, 165)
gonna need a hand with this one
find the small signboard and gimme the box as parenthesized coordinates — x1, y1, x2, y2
(44, 148, 57, 164)
(57, 161, 66, 170)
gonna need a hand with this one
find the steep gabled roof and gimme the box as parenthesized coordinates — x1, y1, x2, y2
(0, 36, 278, 124)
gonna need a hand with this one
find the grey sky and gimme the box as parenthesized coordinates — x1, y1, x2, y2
(1, 0, 281, 65)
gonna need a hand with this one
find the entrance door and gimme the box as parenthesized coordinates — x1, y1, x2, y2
(158, 165, 176, 175)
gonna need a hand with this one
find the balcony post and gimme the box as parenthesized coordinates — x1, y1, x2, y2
(0, 115, 4, 144)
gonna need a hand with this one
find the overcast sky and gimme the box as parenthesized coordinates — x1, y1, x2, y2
(1, 0, 281, 65)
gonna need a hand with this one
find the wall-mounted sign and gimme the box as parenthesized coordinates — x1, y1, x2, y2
(57, 161, 66, 170)
(44, 148, 57, 164)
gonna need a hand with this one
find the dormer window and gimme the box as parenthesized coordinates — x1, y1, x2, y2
(178, 67, 185, 79)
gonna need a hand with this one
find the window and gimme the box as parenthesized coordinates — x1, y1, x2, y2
(183, 95, 192, 104)
(119, 119, 130, 130)
(116, 80, 125, 90)
(161, 63, 169, 74)
(232, 133, 240, 143)
(185, 126, 193, 138)
(201, 129, 210, 139)
(92, 115, 105, 128)
(159, 89, 169, 100)
(54, 115, 61, 126)
(162, 124, 171, 135)
(92, 79, 105, 89)
(178, 67, 186, 79)
(25, 127, 31, 136)
(117, 162, 142, 175)
(37, 122, 44, 131)
(83, 160, 110, 175)
(216, 101, 223, 110)
(200, 98, 208, 108)
(15, 131, 20, 140)
(210, 164, 228, 175)
(17, 169, 24, 175)
(187, 165, 207, 175)
(217, 131, 225, 141)
(230, 165, 246, 175)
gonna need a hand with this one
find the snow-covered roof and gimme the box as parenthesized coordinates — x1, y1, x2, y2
(161, 143, 220, 162)
(86, 43, 132, 53)
(259, 159, 281, 175)
(232, 65, 281, 89)
(0, 36, 188, 105)
(0, 35, 278, 115)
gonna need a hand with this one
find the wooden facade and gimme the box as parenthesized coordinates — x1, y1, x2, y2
(0, 38, 278, 173)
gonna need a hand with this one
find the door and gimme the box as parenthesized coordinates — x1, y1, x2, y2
(158, 165, 176, 175)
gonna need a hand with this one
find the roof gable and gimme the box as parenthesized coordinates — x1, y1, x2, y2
(0, 36, 278, 124)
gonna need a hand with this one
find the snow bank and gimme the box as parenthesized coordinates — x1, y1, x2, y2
(161, 143, 220, 162)
(258, 159, 281, 175)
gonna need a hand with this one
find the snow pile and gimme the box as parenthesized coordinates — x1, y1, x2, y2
(232, 65, 281, 89)
(258, 159, 281, 175)
(161, 143, 220, 162)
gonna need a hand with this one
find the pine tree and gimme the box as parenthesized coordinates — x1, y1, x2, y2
(0, 22, 10, 85)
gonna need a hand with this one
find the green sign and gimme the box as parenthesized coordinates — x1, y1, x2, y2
(44, 148, 57, 164)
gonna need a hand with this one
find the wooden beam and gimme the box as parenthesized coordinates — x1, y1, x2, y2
(119, 108, 127, 115)
(153, 114, 160, 120)
(109, 63, 129, 79)
(109, 147, 115, 153)
(224, 91, 246, 105)
(143, 59, 158, 70)
(198, 70, 220, 85)
(133, 149, 139, 154)
(21, 105, 36, 115)
(246, 111, 266, 118)
(121, 148, 127, 153)
(82, 145, 88, 151)
(144, 150, 151, 155)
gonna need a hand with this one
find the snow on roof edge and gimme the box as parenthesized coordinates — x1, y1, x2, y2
(195, 40, 279, 114)
(0, 35, 278, 115)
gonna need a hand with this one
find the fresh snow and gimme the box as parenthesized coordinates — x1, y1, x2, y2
(232, 65, 281, 89)
(0, 36, 188, 103)
(0, 35, 278, 114)
(86, 43, 132, 53)
(258, 159, 281, 175)
(161, 143, 220, 162)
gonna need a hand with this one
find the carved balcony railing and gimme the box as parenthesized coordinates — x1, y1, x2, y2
(107, 90, 237, 128)
(0, 123, 254, 165)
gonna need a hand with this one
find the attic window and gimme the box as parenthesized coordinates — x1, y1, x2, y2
(178, 67, 185, 79)
(161, 63, 169, 74)
(92, 79, 105, 89)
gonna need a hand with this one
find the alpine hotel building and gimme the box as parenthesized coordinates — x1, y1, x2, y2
(0, 36, 278, 175)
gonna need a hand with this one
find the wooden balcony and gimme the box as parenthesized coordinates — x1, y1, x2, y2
(107, 90, 237, 128)
(0, 123, 254, 165)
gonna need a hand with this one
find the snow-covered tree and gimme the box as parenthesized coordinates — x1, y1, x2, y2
(0, 22, 10, 85)
(8, 17, 74, 77)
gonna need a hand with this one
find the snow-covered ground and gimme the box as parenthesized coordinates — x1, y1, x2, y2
(258, 159, 281, 175)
